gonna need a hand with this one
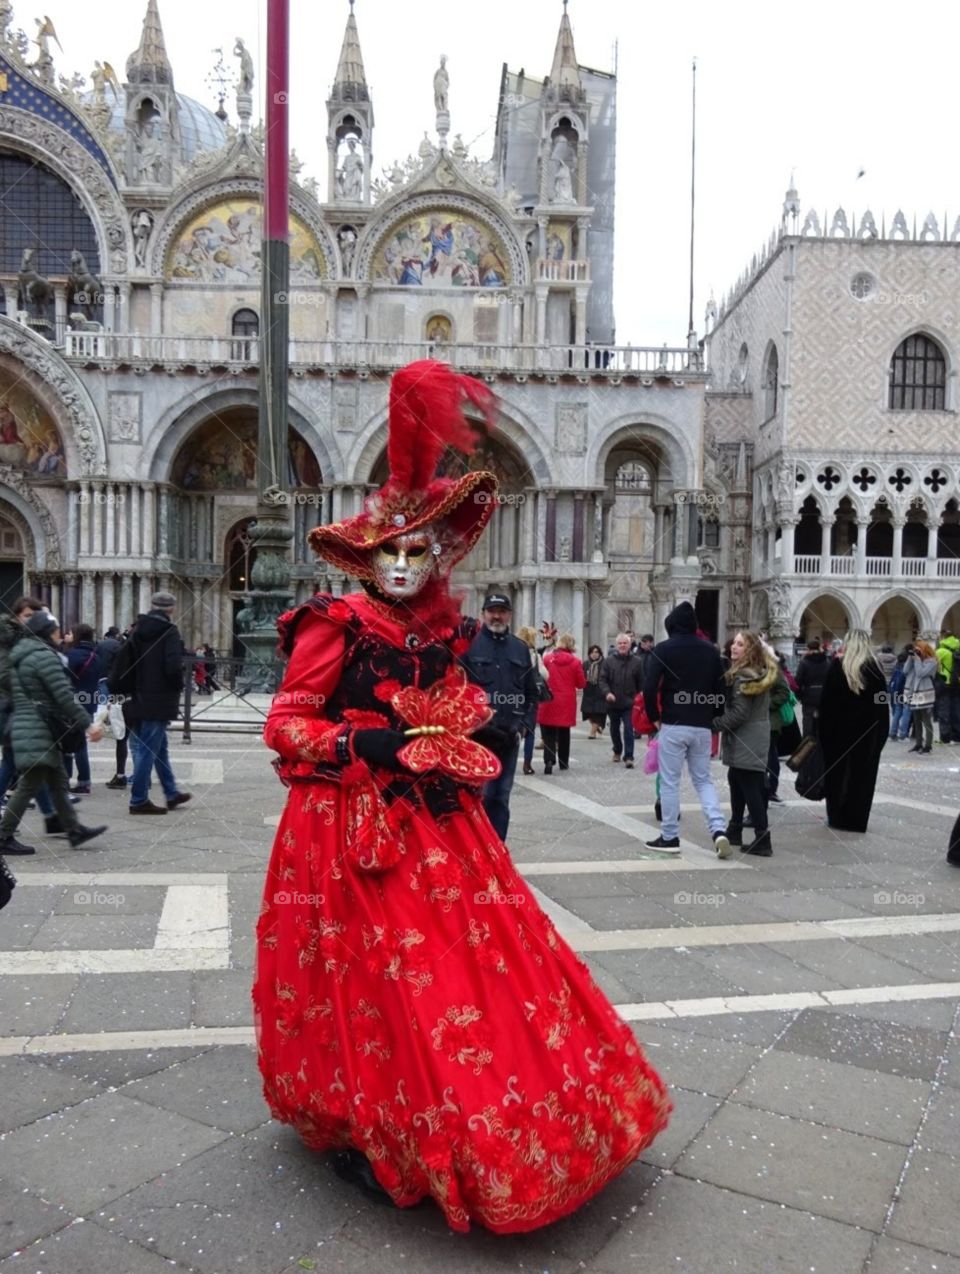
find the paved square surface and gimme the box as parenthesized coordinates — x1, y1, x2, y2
(1, 726, 958, 1272)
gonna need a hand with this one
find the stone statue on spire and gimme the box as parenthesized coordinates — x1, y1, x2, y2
(433, 55, 449, 113)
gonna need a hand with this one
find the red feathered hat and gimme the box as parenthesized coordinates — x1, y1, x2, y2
(309, 360, 499, 579)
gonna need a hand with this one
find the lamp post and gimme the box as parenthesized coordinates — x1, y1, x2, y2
(238, 0, 293, 690)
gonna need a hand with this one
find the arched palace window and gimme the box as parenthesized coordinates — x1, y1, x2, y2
(763, 344, 779, 420)
(231, 308, 259, 360)
(889, 334, 946, 410)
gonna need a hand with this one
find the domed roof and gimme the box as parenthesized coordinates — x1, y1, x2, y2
(86, 91, 228, 163)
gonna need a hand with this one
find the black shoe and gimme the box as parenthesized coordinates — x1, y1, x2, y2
(624, 759, 635, 769)
(167, 792, 192, 809)
(768, 793, 784, 804)
(130, 801, 168, 815)
(920, 747, 932, 754)
(44, 816, 65, 836)
(543, 765, 553, 775)
(331, 1150, 394, 1206)
(908, 744, 921, 753)
(105, 775, 128, 789)
(725, 825, 743, 847)
(559, 763, 569, 770)
(522, 764, 535, 775)
(645, 834, 680, 849)
(743, 831, 772, 857)
(68, 823, 107, 849)
(0, 834, 34, 855)
(69, 783, 91, 795)
(0, 855, 14, 910)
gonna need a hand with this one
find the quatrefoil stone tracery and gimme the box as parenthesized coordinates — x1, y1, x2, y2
(816, 466, 841, 491)
(853, 467, 876, 493)
(888, 468, 913, 493)
(924, 468, 948, 494)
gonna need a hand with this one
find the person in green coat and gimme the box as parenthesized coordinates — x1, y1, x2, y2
(0, 614, 107, 855)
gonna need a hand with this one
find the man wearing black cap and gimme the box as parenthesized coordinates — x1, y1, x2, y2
(111, 591, 191, 816)
(461, 593, 537, 841)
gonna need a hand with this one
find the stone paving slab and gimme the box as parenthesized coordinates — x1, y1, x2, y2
(0, 1055, 99, 1133)
(764, 936, 937, 989)
(866, 1236, 960, 1273)
(674, 1102, 906, 1230)
(122, 1045, 268, 1134)
(3, 1090, 228, 1213)
(774, 1007, 950, 1080)
(192, 968, 256, 1026)
(590, 1173, 875, 1274)
(0, 1180, 72, 1263)
(58, 971, 194, 1033)
(34, 1045, 209, 1089)
(0, 1218, 183, 1273)
(0, 974, 76, 1036)
(630, 1023, 761, 1098)
(29, 914, 159, 951)
(888, 1147, 960, 1256)
(730, 1048, 930, 1144)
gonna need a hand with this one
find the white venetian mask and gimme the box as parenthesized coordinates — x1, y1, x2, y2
(372, 528, 440, 599)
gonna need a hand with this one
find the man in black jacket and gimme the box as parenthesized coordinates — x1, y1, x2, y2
(642, 601, 730, 855)
(599, 634, 645, 767)
(461, 593, 537, 841)
(795, 638, 830, 737)
(113, 592, 191, 816)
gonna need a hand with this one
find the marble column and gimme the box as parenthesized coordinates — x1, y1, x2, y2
(79, 573, 95, 624)
(67, 486, 80, 564)
(819, 517, 832, 566)
(119, 574, 134, 630)
(572, 580, 586, 652)
(927, 517, 940, 576)
(572, 493, 585, 562)
(142, 486, 156, 556)
(91, 483, 104, 557)
(781, 518, 797, 575)
(574, 287, 588, 346)
(892, 517, 904, 577)
(105, 483, 116, 556)
(54, 284, 68, 338)
(535, 287, 548, 345)
(521, 489, 536, 564)
(130, 484, 141, 557)
(544, 491, 557, 562)
(137, 575, 152, 616)
(101, 573, 116, 632)
(78, 482, 91, 555)
(2, 283, 18, 317)
(102, 285, 114, 332)
(62, 574, 80, 630)
(855, 517, 869, 577)
(150, 283, 163, 337)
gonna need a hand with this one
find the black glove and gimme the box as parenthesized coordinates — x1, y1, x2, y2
(473, 724, 509, 751)
(351, 728, 408, 771)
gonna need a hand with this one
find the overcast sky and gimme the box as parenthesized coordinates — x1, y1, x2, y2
(22, 0, 960, 345)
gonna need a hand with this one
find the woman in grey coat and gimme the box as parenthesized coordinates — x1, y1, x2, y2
(904, 640, 938, 754)
(711, 631, 777, 857)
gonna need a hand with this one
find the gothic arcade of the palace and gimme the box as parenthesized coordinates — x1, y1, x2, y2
(1, 1, 960, 652)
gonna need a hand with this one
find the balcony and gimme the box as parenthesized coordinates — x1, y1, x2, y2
(535, 258, 591, 283)
(61, 333, 704, 379)
(789, 555, 960, 580)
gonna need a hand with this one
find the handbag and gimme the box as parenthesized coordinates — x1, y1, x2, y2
(907, 687, 935, 708)
(532, 651, 553, 703)
(786, 734, 817, 773)
(38, 703, 86, 754)
(778, 690, 798, 726)
(795, 737, 826, 801)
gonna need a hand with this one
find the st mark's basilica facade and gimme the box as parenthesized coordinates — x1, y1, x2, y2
(0, 0, 959, 652)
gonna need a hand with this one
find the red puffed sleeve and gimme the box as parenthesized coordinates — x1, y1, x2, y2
(263, 600, 348, 766)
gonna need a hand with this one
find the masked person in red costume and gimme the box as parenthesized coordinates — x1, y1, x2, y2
(254, 361, 670, 1234)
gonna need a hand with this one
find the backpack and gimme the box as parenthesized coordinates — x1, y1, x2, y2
(950, 652, 960, 689)
(106, 638, 137, 699)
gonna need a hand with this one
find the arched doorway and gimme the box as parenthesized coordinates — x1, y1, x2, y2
(799, 593, 852, 643)
(942, 599, 960, 636)
(0, 515, 24, 612)
(871, 596, 920, 647)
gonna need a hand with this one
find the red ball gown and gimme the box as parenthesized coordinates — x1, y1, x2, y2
(254, 591, 670, 1233)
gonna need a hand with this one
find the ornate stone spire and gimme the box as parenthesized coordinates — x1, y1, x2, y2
(126, 0, 173, 86)
(331, 0, 368, 103)
(547, 0, 583, 103)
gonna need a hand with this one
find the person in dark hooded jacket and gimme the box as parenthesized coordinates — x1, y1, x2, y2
(642, 601, 730, 855)
(795, 638, 830, 737)
(112, 592, 190, 816)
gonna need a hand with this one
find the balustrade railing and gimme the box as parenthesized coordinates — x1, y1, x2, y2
(62, 332, 701, 376)
(937, 558, 960, 578)
(793, 555, 820, 573)
(902, 558, 927, 577)
(829, 555, 855, 575)
(865, 557, 892, 576)
(535, 258, 591, 283)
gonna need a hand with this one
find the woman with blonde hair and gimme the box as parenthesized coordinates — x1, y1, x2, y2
(903, 639, 937, 754)
(517, 625, 546, 775)
(539, 633, 586, 774)
(818, 630, 889, 831)
(710, 630, 777, 857)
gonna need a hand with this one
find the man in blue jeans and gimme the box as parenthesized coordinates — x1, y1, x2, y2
(111, 592, 191, 816)
(642, 601, 731, 858)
